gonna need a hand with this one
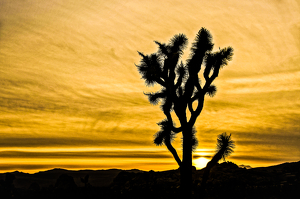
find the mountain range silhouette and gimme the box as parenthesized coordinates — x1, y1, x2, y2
(0, 161, 299, 199)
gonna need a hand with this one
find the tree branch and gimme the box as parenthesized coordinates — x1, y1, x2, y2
(195, 75, 202, 91)
(172, 126, 182, 133)
(165, 139, 182, 167)
(188, 93, 204, 126)
(188, 100, 194, 114)
(203, 67, 219, 92)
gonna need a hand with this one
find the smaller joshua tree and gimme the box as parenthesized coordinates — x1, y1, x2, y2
(200, 132, 235, 197)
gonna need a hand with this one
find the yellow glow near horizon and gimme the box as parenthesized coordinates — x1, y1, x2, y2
(194, 157, 209, 169)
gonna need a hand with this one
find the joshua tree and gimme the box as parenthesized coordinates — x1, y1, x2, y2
(200, 133, 235, 198)
(136, 28, 233, 198)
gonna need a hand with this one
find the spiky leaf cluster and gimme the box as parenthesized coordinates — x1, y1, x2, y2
(169, 33, 188, 55)
(205, 48, 232, 81)
(144, 89, 167, 105)
(206, 85, 217, 97)
(190, 28, 213, 58)
(216, 132, 235, 161)
(154, 119, 176, 146)
(136, 52, 162, 86)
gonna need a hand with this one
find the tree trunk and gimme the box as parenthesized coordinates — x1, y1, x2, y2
(199, 162, 212, 199)
(180, 129, 193, 199)
(199, 149, 225, 198)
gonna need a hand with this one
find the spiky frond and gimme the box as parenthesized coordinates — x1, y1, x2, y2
(154, 41, 170, 56)
(136, 52, 162, 86)
(219, 47, 234, 68)
(187, 28, 214, 73)
(191, 28, 213, 54)
(204, 52, 217, 70)
(216, 132, 235, 161)
(205, 47, 234, 71)
(169, 33, 188, 54)
(206, 85, 217, 97)
(154, 119, 176, 146)
(157, 119, 168, 128)
(144, 89, 167, 105)
(175, 62, 187, 79)
(154, 130, 165, 146)
(157, 119, 172, 130)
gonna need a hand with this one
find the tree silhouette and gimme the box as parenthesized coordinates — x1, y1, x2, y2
(136, 28, 233, 198)
(200, 133, 235, 198)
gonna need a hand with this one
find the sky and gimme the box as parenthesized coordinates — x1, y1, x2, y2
(0, 0, 299, 173)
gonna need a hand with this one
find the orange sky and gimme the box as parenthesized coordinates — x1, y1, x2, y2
(0, 0, 300, 173)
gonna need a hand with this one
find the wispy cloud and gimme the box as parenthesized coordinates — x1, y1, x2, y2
(0, 150, 172, 159)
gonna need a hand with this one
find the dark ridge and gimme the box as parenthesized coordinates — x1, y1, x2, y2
(0, 161, 299, 199)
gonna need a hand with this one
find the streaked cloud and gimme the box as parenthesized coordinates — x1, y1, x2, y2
(0, 150, 172, 159)
(0, 136, 151, 148)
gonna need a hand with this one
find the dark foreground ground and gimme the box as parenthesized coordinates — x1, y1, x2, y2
(0, 161, 299, 199)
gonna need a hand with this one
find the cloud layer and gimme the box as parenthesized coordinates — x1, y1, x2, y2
(0, 0, 299, 173)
